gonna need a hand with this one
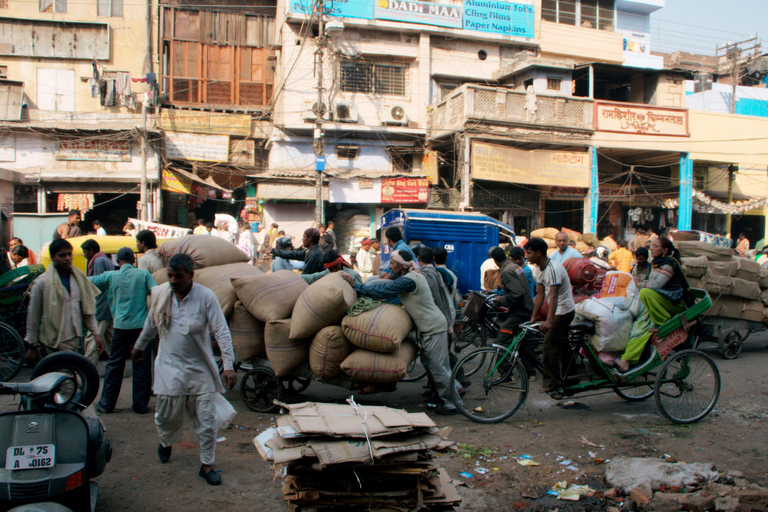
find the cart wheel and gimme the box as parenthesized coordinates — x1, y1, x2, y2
(654, 349, 720, 424)
(718, 331, 743, 360)
(613, 374, 654, 402)
(282, 376, 311, 395)
(240, 368, 283, 413)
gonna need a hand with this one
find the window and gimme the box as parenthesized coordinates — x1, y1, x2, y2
(39, 0, 66, 13)
(388, 148, 413, 173)
(547, 77, 562, 91)
(542, 0, 614, 31)
(98, 0, 123, 17)
(0, 66, 6, 78)
(37, 68, 75, 111)
(0, 0, 7, 9)
(340, 60, 408, 97)
(335, 145, 360, 159)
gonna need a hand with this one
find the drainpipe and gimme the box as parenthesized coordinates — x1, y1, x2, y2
(678, 154, 693, 231)
(462, 136, 471, 209)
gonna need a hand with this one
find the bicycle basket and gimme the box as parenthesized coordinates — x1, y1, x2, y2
(461, 291, 485, 320)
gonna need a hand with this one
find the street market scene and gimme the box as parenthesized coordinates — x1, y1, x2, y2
(1, 0, 768, 510)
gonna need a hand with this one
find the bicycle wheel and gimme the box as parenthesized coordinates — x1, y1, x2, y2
(654, 349, 720, 424)
(451, 347, 528, 423)
(452, 321, 487, 377)
(613, 374, 654, 402)
(0, 321, 24, 382)
(401, 355, 427, 382)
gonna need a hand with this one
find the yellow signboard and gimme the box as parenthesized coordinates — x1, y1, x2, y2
(161, 169, 192, 195)
(160, 110, 252, 137)
(422, 150, 439, 184)
(472, 142, 590, 188)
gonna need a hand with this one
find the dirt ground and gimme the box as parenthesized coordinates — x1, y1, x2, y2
(4, 334, 768, 511)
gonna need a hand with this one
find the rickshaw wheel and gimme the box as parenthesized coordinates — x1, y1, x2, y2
(613, 374, 654, 402)
(282, 376, 311, 395)
(718, 331, 743, 360)
(240, 367, 283, 413)
(654, 349, 720, 424)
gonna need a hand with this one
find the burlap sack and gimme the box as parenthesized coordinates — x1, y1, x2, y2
(152, 268, 168, 285)
(681, 256, 709, 278)
(195, 263, 263, 317)
(545, 238, 557, 249)
(687, 277, 702, 289)
(340, 340, 417, 383)
(731, 278, 760, 301)
(290, 273, 357, 339)
(734, 257, 760, 282)
(601, 237, 618, 252)
(232, 270, 308, 322)
(708, 260, 736, 276)
(711, 296, 744, 320)
(759, 268, 768, 289)
(264, 319, 309, 378)
(341, 304, 413, 353)
(575, 241, 590, 254)
(229, 301, 266, 360)
(761, 288, 768, 307)
(561, 228, 581, 242)
(703, 274, 733, 296)
(309, 326, 353, 379)
(157, 235, 248, 269)
(578, 233, 599, 247)
(742, 300, 763, 323)
(677, 241, 733, 262)
(532, 228, 560, 239)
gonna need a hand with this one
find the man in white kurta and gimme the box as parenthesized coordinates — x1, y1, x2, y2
(132, 253, 237, 486)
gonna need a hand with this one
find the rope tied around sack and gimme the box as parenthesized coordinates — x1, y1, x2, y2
(347, 296, 382, 316)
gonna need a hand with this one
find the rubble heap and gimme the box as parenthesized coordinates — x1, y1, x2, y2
(254, 400, 462, 511)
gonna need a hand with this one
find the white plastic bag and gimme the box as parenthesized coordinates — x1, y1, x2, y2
(576, 298, 633, 352)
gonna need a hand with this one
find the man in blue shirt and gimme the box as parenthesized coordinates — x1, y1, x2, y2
(82, 239, 115, 364)
(509, 246, 536, 299)
(91, 247, 157, 414)
(379, 226, 417, 279)
(549, 232, 582, 264)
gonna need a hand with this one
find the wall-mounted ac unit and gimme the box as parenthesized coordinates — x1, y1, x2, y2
(334, 103, 359, 123)
(302, 100, 328, 122)
(379, 104, 407, 125)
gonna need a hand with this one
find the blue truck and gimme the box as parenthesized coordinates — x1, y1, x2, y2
(379, 209, 516, 294)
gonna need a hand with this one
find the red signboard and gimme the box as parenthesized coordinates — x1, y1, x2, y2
(381, 178, 430, 203)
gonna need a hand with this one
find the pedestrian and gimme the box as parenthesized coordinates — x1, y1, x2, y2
(81, 239, 116, 363)
(628, 228, 649, 252)
(237, 222, 258, 264)
(8, 237, 36, 266)
(355, 250, 459, 415)
(270, 228, 325, 275)
(736, 233, 750, 256)
(480, 247, 500, 291)
(631, 247, 652, 284)
(356, 238, 374, 282)
(549, 232, 582, 264)
(270, 236, 295, 272)
(216, 222, 236, 244)
(380, 227, 416, 280)
(268, 223, 279, 248)
(10, 245, 30, 268)
(91, 247, 157, 414)
(53, 209, 82, 240)
(324, 220, 337, 251)
(370, 240, 381, 276)
(205, 222, 215, 235)
(93, 220, 107, 236)
(123, 221, 137, 237)
(609, 239, 634, 273)
(322, 250, 362, 285)
(193, 219, 208, 235)
(433, 246, 460, 313)
(131, 254, 237, 486)
(491, 247, 536, 379)
(25, 239, 103, 363)
(526, 238, 575, 393)
(136, 229, 164, 274)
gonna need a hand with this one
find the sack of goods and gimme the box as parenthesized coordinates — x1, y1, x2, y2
(340, 339, 418, 383)
(157, 235, 249, 269)
(228, 301, 266, 361)
(341, 304, 413, 353)
(597, 271, 640, 315)
(575, 298, 634, 353)
(232, 270, 308, 322)
(290, 273, 357, 339)
(309, 326, 353, 379)
(194, 262, 263, 317)
(265, 319, 310, 378)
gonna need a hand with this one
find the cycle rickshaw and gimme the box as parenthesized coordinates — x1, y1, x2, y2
(0, 264, 45, 381)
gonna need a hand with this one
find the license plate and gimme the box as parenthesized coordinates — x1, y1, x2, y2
(5, 445, 55, 470)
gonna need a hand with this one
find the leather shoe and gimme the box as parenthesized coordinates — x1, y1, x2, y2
(199, 465, 221, 485)
(95, 403, 113, 414)
(132, 405, 150, 415)
(158, 444, 172, 463)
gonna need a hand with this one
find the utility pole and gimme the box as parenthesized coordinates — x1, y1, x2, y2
(313, 1, 326, 225)
(725, 164, 736, 239)
(717, 37, 761, 114)
(139, 99, 148, 221)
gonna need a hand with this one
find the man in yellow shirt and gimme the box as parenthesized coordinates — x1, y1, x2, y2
(608, 239, 634, 273)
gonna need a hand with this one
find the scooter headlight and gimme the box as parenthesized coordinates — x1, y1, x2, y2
(51, 376, 77, 406)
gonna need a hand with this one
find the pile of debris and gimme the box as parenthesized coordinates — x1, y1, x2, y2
(254, 400, 462, 511)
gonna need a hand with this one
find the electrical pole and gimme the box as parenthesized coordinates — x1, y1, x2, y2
(313, 1, 326, 225)
(139, 99, 148, 221)
(717, 37, 761, 114)
(725, 164, 736, 239)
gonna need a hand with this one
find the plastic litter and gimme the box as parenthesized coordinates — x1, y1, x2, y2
(517, 459, 540, 467)
(217, 437, 227, 442)
(459, 472, 473, 478)
(475, 468, 489, 474)
(578, 435, 604, 448)
(519, 454, 532, 460)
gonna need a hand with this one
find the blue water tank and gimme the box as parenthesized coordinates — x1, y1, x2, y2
(380, 209, 515, 294)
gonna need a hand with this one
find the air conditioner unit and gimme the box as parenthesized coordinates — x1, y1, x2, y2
(379, 104, 407, 125)
(334, 103, 359, 123)
(302, 100, 328, 122)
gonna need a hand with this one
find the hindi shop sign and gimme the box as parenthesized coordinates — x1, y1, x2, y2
(56, 140, 130, 162)
(160, 110, 252, 137)
(463, 0, 534, 37)
(127, 218, 188, 238)
(164, 131, 229, 163)
(381, 178, 430, 203)
(595, 101, 689, 137)
(472, 142, 590, 188)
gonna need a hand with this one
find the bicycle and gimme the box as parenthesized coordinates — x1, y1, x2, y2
(450, 289, 721, 425)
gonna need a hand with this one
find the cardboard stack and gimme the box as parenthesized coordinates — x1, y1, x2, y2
(679, 241, 768, 324)
(254, 401, 461, 511)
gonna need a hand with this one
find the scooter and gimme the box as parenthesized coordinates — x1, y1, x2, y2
(0, 352, 112, 512)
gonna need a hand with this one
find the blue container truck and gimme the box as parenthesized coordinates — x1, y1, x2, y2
(379, 209, 516, 295)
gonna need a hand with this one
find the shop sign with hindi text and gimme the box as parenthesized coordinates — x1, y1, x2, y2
(472, 142, 590, 188)
(55, 140, 130, 162)
(381, 178, 430, 203)
(594, 101, 689, 137)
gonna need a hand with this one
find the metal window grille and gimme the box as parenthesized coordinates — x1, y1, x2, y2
(340, 61, 407, 97)
(547, 77, 562, 91)
(542, 0, 613, 30)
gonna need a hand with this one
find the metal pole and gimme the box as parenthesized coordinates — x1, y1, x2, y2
(588, 146, 598, 234)
(140, 100, 148, 221)
(313, 4, 325, 225)
(725, 164, 735, 238)
(461, 136, 471, 208)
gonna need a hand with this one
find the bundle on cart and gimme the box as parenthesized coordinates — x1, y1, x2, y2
(254, 401, 461, 512)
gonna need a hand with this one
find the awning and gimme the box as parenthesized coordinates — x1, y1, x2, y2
(164, 167, 229, 192)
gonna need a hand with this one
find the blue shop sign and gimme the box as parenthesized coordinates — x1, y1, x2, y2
(375, 0, 462, 29)
(289, 0, 374, 20)
(463, 0, 534, 37)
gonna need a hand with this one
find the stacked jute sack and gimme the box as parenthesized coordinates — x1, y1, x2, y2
(530, 227, 613, 255)
(153, 235, 266, 359)
(679, 240, 768, 324)
(224, 269, 416, 383)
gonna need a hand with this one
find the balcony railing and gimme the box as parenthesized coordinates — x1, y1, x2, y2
(427, 84, 594, 137)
